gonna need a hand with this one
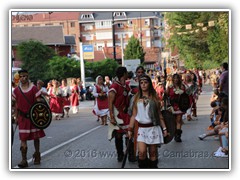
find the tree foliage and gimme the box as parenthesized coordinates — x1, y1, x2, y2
(16, 40, 55, 82)
(46, 56, 80, 81)
(165, 12, 229, 69)
(124, 35, 145, 63)
(85, 58, 119, 79)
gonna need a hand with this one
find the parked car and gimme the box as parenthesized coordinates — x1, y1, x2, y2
(85, 77, 95, 100)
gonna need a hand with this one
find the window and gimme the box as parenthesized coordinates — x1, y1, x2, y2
(59, 22, 64, 27)
(98, 46, 103, 51)
(113, 12, 126, 17)
(146, 40, 151, 47)
(32, 24, 40, 27)
(81, 14, 94, 19)
(117, 23, 124, 28)
(83, 24, 93, 30)
(45, 23, 53, 26)
(128, 20, 133, 26)
(146, 30, 150, 37)
(145, 19, 150, 26)
(95, 21, 111, 29)
(70, 22, 75, 28)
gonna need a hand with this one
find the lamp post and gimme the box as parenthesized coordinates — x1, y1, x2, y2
(140, 11, 142, 47)
(112, 12, 116, 61)
(79, 40, 86, 89)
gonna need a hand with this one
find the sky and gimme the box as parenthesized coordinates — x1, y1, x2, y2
(1, 0, 239, 179)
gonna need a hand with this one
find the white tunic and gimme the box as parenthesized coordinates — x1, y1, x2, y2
(135, 101, 164, 145)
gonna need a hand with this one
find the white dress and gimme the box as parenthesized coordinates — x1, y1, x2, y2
(135, 101, 164, 145)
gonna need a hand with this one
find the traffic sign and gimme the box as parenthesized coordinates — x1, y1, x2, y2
(82, 45, 94, 59)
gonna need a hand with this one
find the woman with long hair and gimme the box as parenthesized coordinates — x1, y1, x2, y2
(166, 73, 186, 142)
(128, 74, 168, 168)
(70, 78, 80, 114)
(48, 80, 63, 120)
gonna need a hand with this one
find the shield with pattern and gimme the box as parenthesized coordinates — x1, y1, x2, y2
(29, 101, 52, 129)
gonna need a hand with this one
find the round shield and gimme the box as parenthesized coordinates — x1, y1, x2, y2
(161, 110, 176, 144)
(30, 102, 52, 129)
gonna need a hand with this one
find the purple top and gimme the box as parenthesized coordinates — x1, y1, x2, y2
(220, 70, 228, 95)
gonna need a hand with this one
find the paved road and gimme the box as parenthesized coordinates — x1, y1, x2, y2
(11, 85, 229, 169)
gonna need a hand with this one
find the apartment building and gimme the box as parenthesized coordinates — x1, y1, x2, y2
(79, 11, 165, 67)
(12, 12, 80, 54)
(11, 11, 165, 68)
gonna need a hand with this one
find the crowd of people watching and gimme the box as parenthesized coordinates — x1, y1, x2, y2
(198, 62, 229, 158)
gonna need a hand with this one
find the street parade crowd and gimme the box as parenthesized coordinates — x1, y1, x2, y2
(11, 62, 229, 168)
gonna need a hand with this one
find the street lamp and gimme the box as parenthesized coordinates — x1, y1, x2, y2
(112, 12, 116, 61)
(78, 37, 86, 89)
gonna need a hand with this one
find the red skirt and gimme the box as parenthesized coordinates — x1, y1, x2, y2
(18, 115, 45, 141)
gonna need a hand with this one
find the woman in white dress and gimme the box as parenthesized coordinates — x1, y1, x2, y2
(128, 74, 168, 168)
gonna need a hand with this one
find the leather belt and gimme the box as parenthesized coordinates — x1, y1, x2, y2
(137, 122, 154, 128)
(17, 109, 30, 118)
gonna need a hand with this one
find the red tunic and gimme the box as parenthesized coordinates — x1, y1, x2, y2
(109, 81, 130, 128)
(49, 88, 63, 114)
(12, 84, 45, 141)
(95, 85, 108, 110)
(71, 85, 79, 107)
(168, 85, 185, 114)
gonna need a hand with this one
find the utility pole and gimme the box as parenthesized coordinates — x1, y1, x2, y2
(140, 11, 142, 47)
(112, 12, 116, 61)
(121, 34, 124, 66)
(79, 41, 86, 89)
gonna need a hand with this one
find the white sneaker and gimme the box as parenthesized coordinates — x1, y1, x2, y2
(213, 147, 222, 155)
(214, 151, 228, 158)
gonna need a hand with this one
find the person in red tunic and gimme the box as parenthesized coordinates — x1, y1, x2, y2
(48, 80, 63, 120)
(12, 70, 45, 168)
(70, 78, 80, 114)
(108, 67, 135, 162)
(92, 75, 109, 125)
(166, 73, 186, 142)
(60, 79, 72, 118)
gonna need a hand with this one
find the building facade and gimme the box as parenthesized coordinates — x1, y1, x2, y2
(11, 11, 166, 68)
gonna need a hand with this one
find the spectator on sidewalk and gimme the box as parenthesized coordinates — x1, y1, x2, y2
(219, 62, 229, 96)
(198, 96, 228, 141)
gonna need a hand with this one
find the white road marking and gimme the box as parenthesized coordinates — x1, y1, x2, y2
(13, 125, 102, 168)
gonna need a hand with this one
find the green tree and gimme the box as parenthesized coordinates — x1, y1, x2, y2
(124, 35, 145, 63)
(85, 58, 119, 79)
(165, 12, 229, 69)
(46, 56, 80, 80)
(16, 40, 55, 82)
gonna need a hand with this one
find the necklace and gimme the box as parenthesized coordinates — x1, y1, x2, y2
(142, 96, 149, 107)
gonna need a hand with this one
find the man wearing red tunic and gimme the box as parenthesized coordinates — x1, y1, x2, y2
(108, 67, 135, 162)
(12, 70, 45, 168)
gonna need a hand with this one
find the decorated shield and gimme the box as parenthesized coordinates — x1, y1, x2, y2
(30, 102, 52, 129)
(161, 110, 175, 144)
